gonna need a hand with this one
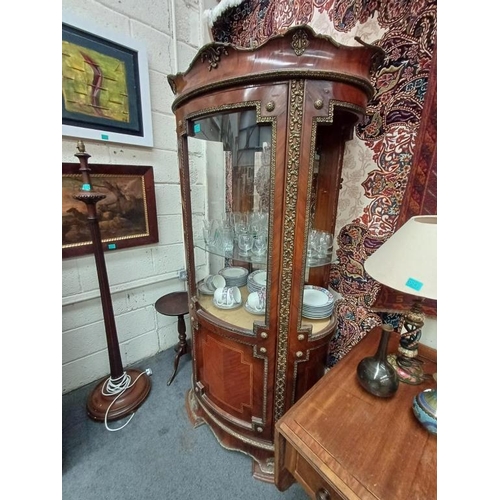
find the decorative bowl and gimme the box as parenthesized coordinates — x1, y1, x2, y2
(412, 388, 437, 435)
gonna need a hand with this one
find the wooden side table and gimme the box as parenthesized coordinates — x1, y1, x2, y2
(275, 326, 437, 500)
(155, 291, 190, 386)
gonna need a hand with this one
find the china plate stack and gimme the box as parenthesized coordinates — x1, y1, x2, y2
(247, 270, 267, 293)
(302, 285, 334, 319)
(218, 266, 249, 287)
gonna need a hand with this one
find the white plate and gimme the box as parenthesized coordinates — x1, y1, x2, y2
(212, 298, 242, 310)
(248, 270, 267, 287)
(219, 266, 249, 279)
(303, 285, 334, 308)
(302, 312, 332, 320)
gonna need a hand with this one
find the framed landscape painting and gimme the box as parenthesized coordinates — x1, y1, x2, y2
(62, 163, 158, 258)
(62, 14, 153, 147)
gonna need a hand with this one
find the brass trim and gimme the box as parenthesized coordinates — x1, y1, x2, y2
(314, 99, 324, 109)
(291, 29, 309, 56)
(200, 45, 229, 71)
(274, 79, 304, 423)
(172, 70, 374, 111)
(254, 346, 270, 425)
(195, 392, 275, 451)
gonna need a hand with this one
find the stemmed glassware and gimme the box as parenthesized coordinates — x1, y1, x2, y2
(203, 218, 216, 249)
(306, 229, 334, 264)
(202, 211, 270, 259)
(306, 229, 320, 264)
(317, 231, 334, 260)
(253, 231, 267, 257)
(232, 212, 249, 237)
(238, 232, 253, 256)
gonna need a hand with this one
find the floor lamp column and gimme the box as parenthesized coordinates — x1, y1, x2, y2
(73, 140, 151, 422)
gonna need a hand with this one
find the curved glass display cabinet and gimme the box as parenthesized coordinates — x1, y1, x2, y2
(168, 25, 383, 482)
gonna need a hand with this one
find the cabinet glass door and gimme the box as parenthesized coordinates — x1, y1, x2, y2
(300, 120, 347, 335)
(187, 108, 272, 330)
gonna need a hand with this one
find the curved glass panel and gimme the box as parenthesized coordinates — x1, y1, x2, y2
(300, 122, 343, 335)
(187, 108, 271, 330)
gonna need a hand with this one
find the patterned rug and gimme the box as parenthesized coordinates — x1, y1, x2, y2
(209, 0, 438, 365)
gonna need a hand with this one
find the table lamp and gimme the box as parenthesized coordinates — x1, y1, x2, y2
(364, 215, 437, 385)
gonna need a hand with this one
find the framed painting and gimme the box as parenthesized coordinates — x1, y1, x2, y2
(62, 13, 153, 147)
(62, 163, 159, 258)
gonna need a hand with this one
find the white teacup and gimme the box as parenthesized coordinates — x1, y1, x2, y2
(214, 286, 242, 308)
(204, 274, 226, 291)
(247, 289, 266, 311)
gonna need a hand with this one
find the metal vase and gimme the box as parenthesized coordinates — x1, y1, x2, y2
(357, 325, 399, 397)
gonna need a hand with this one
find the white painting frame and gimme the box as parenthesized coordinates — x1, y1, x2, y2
(62, 13, 153, 147)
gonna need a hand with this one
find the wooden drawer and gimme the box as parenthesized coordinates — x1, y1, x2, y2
(286, 445, 344, 500)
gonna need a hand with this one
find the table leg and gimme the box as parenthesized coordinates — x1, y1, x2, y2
(167, 313, 190, 386)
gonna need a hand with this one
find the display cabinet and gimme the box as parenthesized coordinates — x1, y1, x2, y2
(167, 25, 383, 482)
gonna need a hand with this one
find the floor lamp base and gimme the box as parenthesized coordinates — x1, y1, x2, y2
(87, 368, 152, 422)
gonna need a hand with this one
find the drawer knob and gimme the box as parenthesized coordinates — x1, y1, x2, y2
(315, 487, 331, 500)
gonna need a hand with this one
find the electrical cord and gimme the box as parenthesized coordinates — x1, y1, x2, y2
(101, 368, 152, 432)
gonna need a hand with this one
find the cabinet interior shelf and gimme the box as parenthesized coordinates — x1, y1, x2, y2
(197, 287, 334, 335)
(195, 242, 334, 268)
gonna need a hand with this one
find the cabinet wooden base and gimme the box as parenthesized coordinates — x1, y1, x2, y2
(185, 388, 275, 483)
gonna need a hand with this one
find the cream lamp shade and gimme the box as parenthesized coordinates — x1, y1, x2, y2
(364, 215, 437, 301)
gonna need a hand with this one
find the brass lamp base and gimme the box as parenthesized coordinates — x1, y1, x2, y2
(388, 297, 429, 385)
(387, 354, 426, 385)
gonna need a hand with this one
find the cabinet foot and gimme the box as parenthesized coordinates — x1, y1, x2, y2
(185, 387, 206, 428)
(252, 457, 275, 483)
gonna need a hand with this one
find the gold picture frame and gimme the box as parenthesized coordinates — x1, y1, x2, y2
(62, 163, 158, 258)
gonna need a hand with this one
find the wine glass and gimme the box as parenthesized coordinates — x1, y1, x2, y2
(306, 229, 320, 264)
(253, 231, 267, 256)
(318, 231, 334, 262)
(203, 219, 215, 249)
(238, 232, 253, 256)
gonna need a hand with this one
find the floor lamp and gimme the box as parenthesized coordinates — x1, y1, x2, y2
(73, 141, 151, 427)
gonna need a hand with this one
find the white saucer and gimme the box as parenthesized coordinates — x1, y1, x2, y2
(212, 298, 242, 310)
(244, 302, 265, 315)
(198, 283, 214, 295)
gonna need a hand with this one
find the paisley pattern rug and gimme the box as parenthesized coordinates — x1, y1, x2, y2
(210, 0, 437, 365)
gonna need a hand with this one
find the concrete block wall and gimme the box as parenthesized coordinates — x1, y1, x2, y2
(62, 0, 218, 394)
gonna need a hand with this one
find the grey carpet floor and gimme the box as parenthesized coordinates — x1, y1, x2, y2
(62, 347, 309, 500)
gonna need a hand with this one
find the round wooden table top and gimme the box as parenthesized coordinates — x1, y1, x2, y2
(155, 291, 189, 317)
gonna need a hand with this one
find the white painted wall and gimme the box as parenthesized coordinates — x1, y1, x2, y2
(62, 0, 218, 394)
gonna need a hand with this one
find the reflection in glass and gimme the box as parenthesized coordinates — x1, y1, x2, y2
(186, 107, 272, 330)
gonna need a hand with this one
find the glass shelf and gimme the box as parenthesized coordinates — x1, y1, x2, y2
(194, 241, 333, 268)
